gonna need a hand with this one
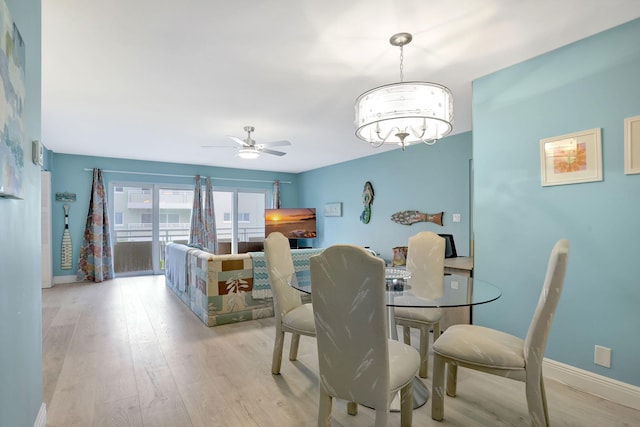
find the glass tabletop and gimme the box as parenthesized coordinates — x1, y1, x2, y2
(288, 268, 501, 308)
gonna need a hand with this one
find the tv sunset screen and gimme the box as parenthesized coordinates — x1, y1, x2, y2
(265, 208, 317, 239)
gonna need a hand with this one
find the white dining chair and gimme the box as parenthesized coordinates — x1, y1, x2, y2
(264, 232, 315, 375)
(431, 239, 570, 427)
(394, 231, 445, 378)
(310, 244, 420, 427)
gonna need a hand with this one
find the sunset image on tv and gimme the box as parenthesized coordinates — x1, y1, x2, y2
(265, 208, 317, 239)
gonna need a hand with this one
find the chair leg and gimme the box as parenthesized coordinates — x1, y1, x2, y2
(402, 326, 411, 345)
(289, 333, 301, 361)
(271, 330, 285, 374)
(525, 373, 550, 427)
(400, 381, 414, 427)
(446, 363, 458, 397)
(347, 401, 358, 416)
(318, 388, 332, 427)
(431, 354, 446, 421)
(419, 326, 429, 378)
(540, 375, 550, 426)
(373, 406, 390, 427)
(432, 322, 441, 341)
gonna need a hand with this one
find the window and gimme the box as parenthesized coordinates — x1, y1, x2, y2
(222, 212, 250, 222)
(114, 211, 123, 226)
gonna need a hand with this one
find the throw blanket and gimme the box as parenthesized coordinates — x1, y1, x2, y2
(250, 248, 324, 299)
(165, 242, 193, 292)
(250, 252, 270, 299)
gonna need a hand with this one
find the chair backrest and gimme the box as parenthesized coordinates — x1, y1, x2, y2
(264, 232, 300, 323)
(524, 239, 570, 369)
(310, 244, 390, 409)
(406, 231, 446, 299)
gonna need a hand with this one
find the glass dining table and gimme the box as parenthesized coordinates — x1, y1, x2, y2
(288, 266, 502, 409)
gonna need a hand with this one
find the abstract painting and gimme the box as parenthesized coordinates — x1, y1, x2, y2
(0, 0, 26, 199)
(539, 128, 602, 187)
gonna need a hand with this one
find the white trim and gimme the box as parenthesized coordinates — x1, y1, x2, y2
(544, 358, 640, 411)
(33, 403, 46, 427)
(53, 275, 79, 285)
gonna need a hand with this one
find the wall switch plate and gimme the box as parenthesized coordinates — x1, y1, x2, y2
(324, 202, 342, 217)
(594, 345, 611, 368)
(32, 140, 43, 166)
(452, 213, 461, 222)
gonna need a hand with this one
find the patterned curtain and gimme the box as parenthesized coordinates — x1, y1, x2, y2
(76, 168, 114, 283)
(189, 175, 205, 247)
(203, 177, 218, 253)
(272, 180, 281, 208)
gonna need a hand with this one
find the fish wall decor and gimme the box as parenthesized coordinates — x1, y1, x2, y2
(390, 210, 444, 226)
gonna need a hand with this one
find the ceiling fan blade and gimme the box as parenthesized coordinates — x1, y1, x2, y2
(228, 136, 248, 146)
(261, 140, 291, 148)
(260, 148, 287, 156)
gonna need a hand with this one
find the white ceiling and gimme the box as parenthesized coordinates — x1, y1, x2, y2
(42, 1, 640, 173)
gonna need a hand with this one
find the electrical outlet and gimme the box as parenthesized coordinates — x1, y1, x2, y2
(452, 213, 461, 223)
(451, 280, 459, 290)
(594, 345, 611, 368)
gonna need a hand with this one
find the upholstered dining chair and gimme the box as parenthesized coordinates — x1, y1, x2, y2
(431, 239, 570, 427)
(310, 244, 420, 427)
(264, 232, 315, 375)
(394, 231, 446, 378)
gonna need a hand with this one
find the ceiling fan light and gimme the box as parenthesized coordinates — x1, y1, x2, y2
(237, 148, 260, 159)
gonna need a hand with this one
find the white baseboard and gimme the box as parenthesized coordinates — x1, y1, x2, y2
(33, 403, 46, 427)
(53, 275, 79, 285)
(544, 358, 640, 411)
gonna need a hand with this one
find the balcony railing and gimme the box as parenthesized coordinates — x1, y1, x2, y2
(113, 226, 265, 274)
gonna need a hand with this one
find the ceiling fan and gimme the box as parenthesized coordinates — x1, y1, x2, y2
(217, 126, 291, 159)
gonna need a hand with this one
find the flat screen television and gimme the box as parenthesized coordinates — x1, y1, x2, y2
(265, 208, 317, 239)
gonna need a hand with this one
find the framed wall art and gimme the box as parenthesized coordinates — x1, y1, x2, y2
(624, 115, 640, 175)
(0, 0, 26, 199)
(539, 128, 602, 187)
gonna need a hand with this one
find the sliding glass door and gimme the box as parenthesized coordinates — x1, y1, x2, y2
(214, 189, 267, 254)
(111, 183, 193, 275)
(111, 182, 268, 275)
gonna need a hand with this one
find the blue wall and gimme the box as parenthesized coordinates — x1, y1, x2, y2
(50, 153, 299, 277)
(473, 19, 640, 386)
(298, 131, 473, 264)
(0, 0, 42, 426)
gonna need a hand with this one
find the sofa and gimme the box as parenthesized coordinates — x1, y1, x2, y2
(164, 242, 323, 326)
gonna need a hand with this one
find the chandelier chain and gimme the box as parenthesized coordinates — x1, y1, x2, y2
(399, 45, 404, 82)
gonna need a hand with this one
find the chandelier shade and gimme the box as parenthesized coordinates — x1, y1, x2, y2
(355, 81, 453, 147)
(354, 32, 454, 149)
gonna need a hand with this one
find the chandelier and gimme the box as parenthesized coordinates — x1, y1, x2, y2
(355, 32, 453, 150)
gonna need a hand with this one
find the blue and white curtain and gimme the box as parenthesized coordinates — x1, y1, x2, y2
(203, 177, 218, 253)
(189, 175, 205, 247)
(189, 175, 217, 252)
(76, 168, 114, 282)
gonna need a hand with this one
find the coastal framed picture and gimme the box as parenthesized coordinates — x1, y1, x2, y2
(0, 0, 26, 199)
(539, 128, 602, 187)
(624, 115, 640, 175)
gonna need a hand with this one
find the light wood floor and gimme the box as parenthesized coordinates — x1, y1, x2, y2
(42, 275, 640, 427)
